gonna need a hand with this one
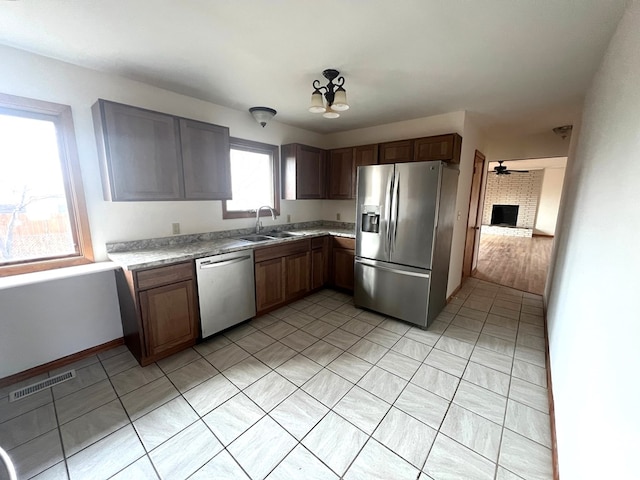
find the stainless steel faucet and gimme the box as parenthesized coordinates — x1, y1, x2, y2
(255, 205, 277, 234)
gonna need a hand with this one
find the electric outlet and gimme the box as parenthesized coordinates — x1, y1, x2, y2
(336, 213, 341, 221)
(287, 214, 291, 223)
(172, 222, 180, 235)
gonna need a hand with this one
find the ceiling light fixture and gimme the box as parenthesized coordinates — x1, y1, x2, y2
(552, 125, 573, 139)
(309, 69, 349, 119)
(249, 107, 277, 127)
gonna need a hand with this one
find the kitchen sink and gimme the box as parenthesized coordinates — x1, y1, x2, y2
(264, 231, 299, 238)
(238, 234, 275, 242)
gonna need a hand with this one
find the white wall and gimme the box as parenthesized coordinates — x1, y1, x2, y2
(0, 270, 123, 378)
(485, 130, 570, 162)
(0, 45, 326, 261)
(545, 1, 640, 478)
(534, 167, 565, 235)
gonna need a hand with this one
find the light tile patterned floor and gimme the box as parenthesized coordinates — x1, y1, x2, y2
(0, 278, 553, 480)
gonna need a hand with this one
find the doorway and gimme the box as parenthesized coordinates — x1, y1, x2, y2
(471, 157, 567, 295)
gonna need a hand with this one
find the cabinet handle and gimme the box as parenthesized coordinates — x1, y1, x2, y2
(199, 256, 251, 269)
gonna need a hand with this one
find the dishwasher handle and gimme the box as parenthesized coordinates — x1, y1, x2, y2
(199, 255, 252, 269)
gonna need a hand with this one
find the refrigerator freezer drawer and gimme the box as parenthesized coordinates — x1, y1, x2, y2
(354, 257, 431, 328)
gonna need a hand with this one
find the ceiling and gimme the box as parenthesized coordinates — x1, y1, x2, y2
(0, 1, 628, 134)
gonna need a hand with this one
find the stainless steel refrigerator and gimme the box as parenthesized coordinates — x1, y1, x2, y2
(354, 161, 458, 328)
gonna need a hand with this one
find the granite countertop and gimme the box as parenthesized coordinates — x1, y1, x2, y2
(107, 226, 355, 271)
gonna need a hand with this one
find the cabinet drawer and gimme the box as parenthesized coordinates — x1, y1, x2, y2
(136, 262, 194, 290)
(254, 239, 311, 262)
(332, 237, 355, 250)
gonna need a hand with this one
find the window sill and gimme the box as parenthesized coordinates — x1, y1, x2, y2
(0, 262, 120, 291)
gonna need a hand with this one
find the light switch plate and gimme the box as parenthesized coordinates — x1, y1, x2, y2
(172, 222, 180, 234)
(336, 213, 341, 221)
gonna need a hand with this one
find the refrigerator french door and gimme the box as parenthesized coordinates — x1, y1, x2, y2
(354, 161, 458, 328)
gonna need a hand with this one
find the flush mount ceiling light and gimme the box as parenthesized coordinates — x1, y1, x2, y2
(309, 69, 349, 119)
(552, 125, 573, 139)
(249, 107, 277, 128)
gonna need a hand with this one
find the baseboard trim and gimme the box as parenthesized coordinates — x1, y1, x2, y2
(446, 283, 463, 303)
(0, 337, 124, 388)
(543, 308, 560, 480)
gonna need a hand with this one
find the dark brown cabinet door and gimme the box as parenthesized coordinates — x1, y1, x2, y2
(354, 144, 378, 168)
(94, 100, 183, 201)
(311, 248, 325, 290)
(311, 237, 329, 290)
(353, 144, 378, 196)
(414, 133, 462, 164)
(333, 248, 355, 292)
(285, 252, 310, 300)
(139, 280, 198, 357)
(179, 119, 232, 200)
(255, 258, 286, 312)
(281, 144, 326, 199)
(297, 145, 326, 199)
(379, 140, 413, 164)
(327, 148, 355, 199)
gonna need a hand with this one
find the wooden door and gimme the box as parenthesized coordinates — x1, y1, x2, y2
(179, 119, 232, 200)
(139, 280, 198, 357)
(333, 248, 355, 292)
(255, 258, 286, 312)
(96, 100, 183, 201)
(413, 133, 462, 164)
(285, 252, 310, 300)
(353, 144, 378, 196)
(378, 140, 413, 164)
(463, 150, 486, 277)
(327, 148, 355, 200)
(296, 145, 326, 199)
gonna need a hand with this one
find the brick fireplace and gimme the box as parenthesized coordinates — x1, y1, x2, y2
(481, 170, 543, 237)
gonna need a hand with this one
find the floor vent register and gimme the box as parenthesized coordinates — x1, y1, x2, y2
(9, 369, 76, 402)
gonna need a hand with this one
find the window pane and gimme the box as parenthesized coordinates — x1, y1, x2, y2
(0, 113, 77, 265)
(226, 148, 274, 211)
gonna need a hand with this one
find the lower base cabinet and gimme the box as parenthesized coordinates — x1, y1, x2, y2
(332, 237, 356, 292)
(139, 280, 198, 358)
(115, 261, 199, 366)
(311, 237, 329, 290)
(254, 239, 311, 314)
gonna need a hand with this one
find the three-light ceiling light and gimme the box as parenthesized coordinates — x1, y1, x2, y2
(309, 69, 349, 119)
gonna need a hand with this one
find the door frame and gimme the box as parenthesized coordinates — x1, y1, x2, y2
(462, 150, 486, 278)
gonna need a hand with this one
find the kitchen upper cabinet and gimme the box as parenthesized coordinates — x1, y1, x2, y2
(327, 148, 355, 199)
(93, 99, 231, 201)
(353, 144, 378, 196)
(115, 261, 199, 366)
(414, 133, 462, 164)
(93, 99, 184, 201)
(281, 143, 327, 199)
(332, 237, 355, 292)
(354, 144, 378, 168)
(379, 140, 413, 164)
(179, 119, 232, 200)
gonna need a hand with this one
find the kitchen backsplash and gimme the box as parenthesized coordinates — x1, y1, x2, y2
(106, 220, 355, 253)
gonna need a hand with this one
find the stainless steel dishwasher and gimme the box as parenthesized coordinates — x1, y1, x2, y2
(195, 250, 256, 338)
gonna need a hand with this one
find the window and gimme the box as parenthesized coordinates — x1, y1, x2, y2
(0, 93, 93, 275)
(222, 137, 280, 219)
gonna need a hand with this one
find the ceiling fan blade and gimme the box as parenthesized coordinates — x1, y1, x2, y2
(510, 170, 530, 173)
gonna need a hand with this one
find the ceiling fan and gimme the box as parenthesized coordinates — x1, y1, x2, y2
(493, 161, 530, 175)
